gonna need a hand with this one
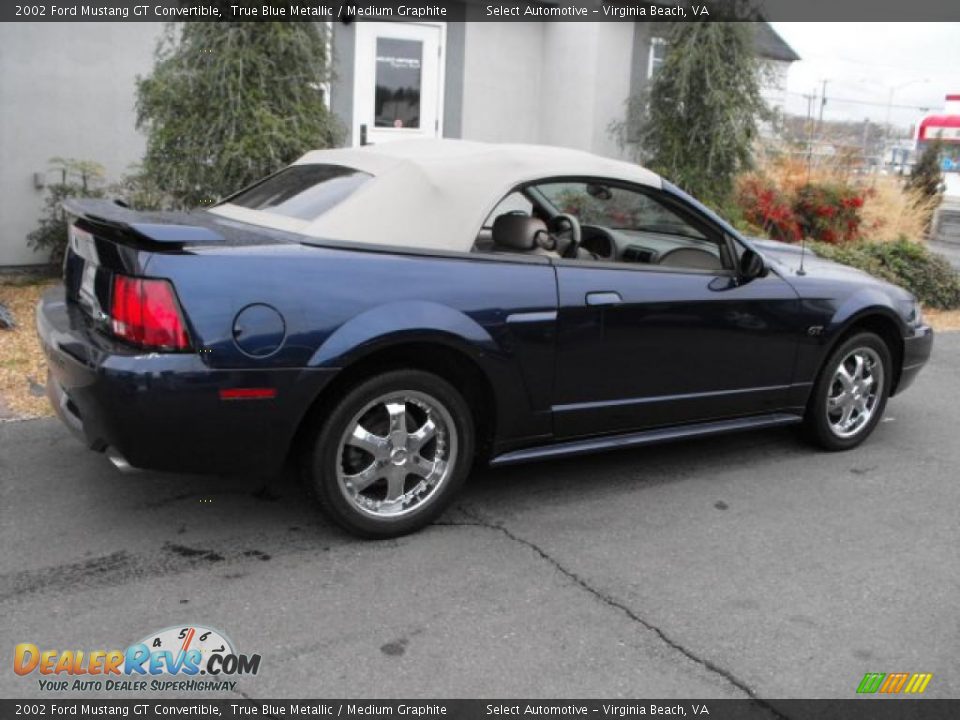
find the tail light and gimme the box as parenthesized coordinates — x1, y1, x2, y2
(110, 275, 192, 351)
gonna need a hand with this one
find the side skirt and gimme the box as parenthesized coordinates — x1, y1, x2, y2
(489, 413, 803, 467)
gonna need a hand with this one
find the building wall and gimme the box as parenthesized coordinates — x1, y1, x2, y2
(586, 23, 635, 159)
(329, 22, 356, 145)
(460, 23, 545, 144)
(0, 22, 161, 267)
(461, 22, 633, 158)
(760, 59, 791, 116)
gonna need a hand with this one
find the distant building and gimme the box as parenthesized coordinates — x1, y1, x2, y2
(752, 22, 801, 121)
(915, 93, 960, 197)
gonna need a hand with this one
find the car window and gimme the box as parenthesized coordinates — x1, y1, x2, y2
(536, 182, 705, 240)
(483, 192, 533, 228)
(226, 164, 371, 221)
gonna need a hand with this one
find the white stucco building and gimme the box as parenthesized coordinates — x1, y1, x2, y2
(0, 20, 797, 267)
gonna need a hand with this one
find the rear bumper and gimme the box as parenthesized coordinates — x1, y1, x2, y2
(37, 287, 338, 475)
(894, 324, 934, 395)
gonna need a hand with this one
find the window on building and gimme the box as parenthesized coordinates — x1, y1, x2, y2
(648, 37, 667, 79)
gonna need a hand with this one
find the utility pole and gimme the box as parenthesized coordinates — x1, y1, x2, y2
(803, 90, 816, 176)
(817, 80, 830, 135)
(818, 79, 829, 127)
(862, 117, 870, 170)
(808, 79, 829, 178)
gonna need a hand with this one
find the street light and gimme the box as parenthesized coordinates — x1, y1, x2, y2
(884, 78, 930, 144)
(856, 77, 930, 171)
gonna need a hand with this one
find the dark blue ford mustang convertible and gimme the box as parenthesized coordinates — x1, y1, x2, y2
(37, 140, 933, 537)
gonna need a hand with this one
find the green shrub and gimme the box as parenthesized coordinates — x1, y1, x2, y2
(812, 238, 960, 310)
(615, 20, 768, 207)
(110, 165, 174, 211)
(136, 22, 342, 209)
(904, 139, 944, 229)
(27, 158, 106, 267)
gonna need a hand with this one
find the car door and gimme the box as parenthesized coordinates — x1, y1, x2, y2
(546, 181, 803, 438)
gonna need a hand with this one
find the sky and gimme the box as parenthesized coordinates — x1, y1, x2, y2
(769, 23, 960, 134)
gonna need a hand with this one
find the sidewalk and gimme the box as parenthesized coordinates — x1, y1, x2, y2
(932, 194, 960, 247)
(929, 239, 960, 270)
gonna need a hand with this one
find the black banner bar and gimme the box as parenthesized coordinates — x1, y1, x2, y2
(3, 0, 960, 23)
(1, 700, 959, 720)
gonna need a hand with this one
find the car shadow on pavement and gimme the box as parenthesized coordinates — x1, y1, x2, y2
(142, 423, 811, 541)
(0, 417, 869, 606)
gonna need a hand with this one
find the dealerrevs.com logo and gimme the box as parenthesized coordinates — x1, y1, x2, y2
(14, 625, 261, 693)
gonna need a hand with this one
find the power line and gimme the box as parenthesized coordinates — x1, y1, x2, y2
(792, 50, 958, 76)
(784, 91, 932, 112)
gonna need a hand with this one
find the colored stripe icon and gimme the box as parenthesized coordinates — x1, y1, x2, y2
(904, 673, 934, 694)
(857, 672, 933, 694)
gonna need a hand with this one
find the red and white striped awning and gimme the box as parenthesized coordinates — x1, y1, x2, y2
(918, 116, 960, 142)
(918, 94, 960, 142)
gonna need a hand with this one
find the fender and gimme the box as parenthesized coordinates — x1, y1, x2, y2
(790, 286, 910, 402)
(308, 300, 550, 443)
(825, 287, 908, 342)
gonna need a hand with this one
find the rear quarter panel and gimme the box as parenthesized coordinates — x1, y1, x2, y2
(144, 245, 559, 447)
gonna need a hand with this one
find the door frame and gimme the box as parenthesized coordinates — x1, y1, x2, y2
(351, 21, 447, 146)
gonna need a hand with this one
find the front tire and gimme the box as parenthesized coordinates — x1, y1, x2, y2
(306, 369, 474, 538)
(804, 332, 892, 451)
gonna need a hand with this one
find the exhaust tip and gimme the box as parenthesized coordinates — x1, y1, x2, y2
(106, 447, 138, 474)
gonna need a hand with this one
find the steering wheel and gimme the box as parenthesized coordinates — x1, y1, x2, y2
(548, 213, 583, 259)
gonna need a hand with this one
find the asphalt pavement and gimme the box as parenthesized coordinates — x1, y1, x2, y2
(2, 333, 959, 702)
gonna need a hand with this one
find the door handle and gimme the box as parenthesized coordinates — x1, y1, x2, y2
(585, 291, 622, 306)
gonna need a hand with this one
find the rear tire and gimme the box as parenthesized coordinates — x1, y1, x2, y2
(803, 332, 892, 451)
(305, 369, 474, 538)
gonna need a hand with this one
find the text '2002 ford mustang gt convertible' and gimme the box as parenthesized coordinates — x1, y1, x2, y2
(37, 140, 933, 537)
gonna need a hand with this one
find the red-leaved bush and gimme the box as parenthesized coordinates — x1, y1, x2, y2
(735, 176, 868, 245)
(793, 183, 868, 245)
(736, 177, 801, 243)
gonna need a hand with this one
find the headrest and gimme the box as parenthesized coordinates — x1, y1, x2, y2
(492, 215, 551, 251)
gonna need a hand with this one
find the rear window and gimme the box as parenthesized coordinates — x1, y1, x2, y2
(226, 165, 371, 220)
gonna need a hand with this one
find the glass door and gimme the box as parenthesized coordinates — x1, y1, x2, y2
(354, 22, 445, 146)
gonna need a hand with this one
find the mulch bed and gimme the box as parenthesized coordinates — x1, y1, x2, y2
(925, 309, 960, 332)
(0, 277, 58, 419)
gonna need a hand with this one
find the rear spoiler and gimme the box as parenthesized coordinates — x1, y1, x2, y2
(62, 198, 224, 246)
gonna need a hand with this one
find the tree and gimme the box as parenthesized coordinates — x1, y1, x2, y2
(618, 20, 769, 207)
(905, 139, 944, 209)
(28, 158, 106, 267)
(136, 19, 342, 208)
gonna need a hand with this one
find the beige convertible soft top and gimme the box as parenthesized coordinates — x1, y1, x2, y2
(210, 139, 662, 252)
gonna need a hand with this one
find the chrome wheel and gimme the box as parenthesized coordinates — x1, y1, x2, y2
(825, 347, 884, 439)
(335, 390, 457, 519)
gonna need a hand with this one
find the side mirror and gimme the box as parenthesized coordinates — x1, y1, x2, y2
(739, 248, 768, 281)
